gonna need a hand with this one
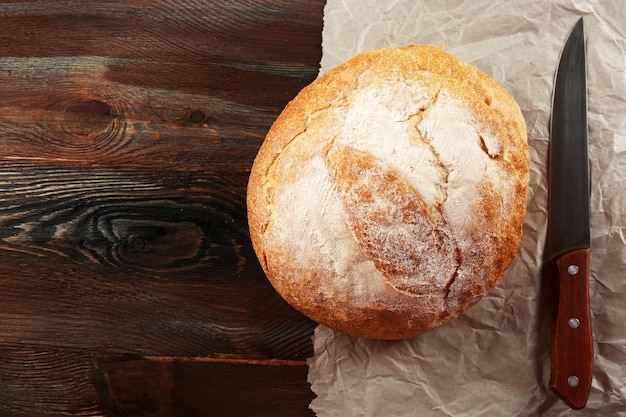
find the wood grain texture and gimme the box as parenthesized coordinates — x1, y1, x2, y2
(0, 349, 101, 417)
(0, 350, 316, 417)
(0, 1, 320, 170)
(95, 355, 315, 417)
(0, 0, 324, 415)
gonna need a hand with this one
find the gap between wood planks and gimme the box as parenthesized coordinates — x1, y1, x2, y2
(143, 355, 309, 366)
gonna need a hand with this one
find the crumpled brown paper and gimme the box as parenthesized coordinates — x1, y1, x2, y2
(308, 1, 626, 416)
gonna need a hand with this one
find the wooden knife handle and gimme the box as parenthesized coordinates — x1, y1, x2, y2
(549, 248, 593, 409)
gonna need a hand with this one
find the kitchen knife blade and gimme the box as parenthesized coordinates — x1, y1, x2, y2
(547, 17, 593, 410)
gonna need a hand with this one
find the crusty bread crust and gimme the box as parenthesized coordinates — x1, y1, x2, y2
(247, 44, 529, 339)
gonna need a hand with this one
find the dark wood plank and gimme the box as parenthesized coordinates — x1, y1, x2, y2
(0, 349, 101, 417)
(0, 0, 321, 170)
(0, 0, 325, 415)
(0, 350, 316, 417)
(95, 355, 316, 417)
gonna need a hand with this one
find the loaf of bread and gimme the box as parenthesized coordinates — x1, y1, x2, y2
(247, 44, 529, 339)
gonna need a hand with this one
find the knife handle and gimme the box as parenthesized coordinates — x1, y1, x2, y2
(549, 248, 593, 409)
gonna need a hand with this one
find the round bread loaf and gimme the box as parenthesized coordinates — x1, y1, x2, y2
(247, 44, 529, 339)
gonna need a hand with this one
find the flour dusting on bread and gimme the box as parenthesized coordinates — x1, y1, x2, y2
(247, 44, 529, 339)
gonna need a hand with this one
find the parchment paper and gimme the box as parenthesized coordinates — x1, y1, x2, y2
(308, 1, 626, 416)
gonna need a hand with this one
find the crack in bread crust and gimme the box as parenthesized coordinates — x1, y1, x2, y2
(258, 100, 345, 240)
(327, 145, 459, 295)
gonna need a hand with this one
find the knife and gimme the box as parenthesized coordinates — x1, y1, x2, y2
(547, 17, 593, 410)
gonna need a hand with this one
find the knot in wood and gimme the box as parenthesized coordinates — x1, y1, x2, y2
(189, 110, 206, 124)
(125, 234, 146, 252)
(62, 98, 117, 140)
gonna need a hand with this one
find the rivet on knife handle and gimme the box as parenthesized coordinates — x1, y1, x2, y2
(548, 248, 593, 409)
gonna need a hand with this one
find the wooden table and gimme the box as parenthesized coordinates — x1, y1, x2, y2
(0, 1, 324, 415)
